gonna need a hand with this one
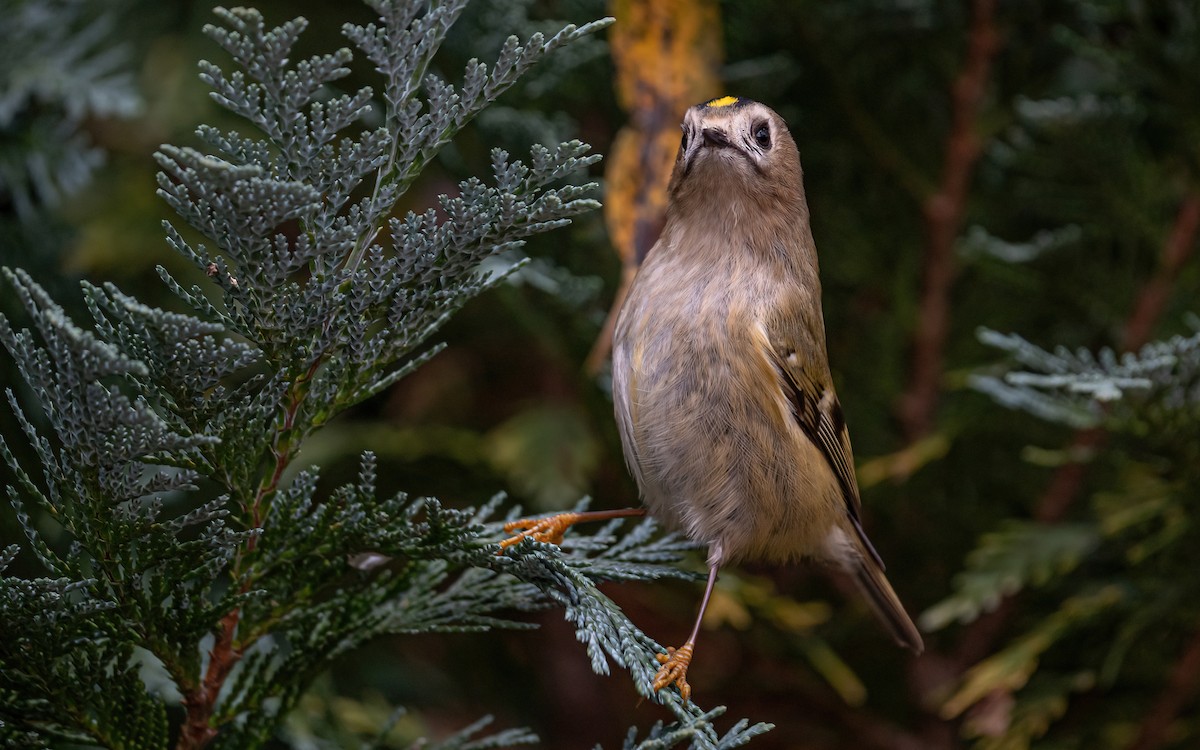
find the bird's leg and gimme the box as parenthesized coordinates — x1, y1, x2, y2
(498, 508, 647, 550)
(652, 561, 720, 702)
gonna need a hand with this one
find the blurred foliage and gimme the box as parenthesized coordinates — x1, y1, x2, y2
(0, 0, 141, 219)
(3, 0, 1200, 748)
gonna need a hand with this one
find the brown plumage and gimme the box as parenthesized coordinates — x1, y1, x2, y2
(611, 96, 923, 698)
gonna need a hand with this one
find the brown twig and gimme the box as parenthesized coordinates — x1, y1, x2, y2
(1121, 191, 1200, 352)
(1030, 427, 1107, 524)
(176, 359, 319, 749)
(179, 611, 242, 749)
(1127, 621, 1200, 750)
(897, 0, 1001, 443)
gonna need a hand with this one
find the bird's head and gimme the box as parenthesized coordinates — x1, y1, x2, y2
(667, 96, 804, 211)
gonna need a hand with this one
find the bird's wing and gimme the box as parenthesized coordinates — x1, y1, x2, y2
(611, 326, 646, 492)
(765, 331, 885, 569)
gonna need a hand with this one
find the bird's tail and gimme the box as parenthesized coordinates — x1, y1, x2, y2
(849, 552, 921, 652)
(844, 544, 924, 654)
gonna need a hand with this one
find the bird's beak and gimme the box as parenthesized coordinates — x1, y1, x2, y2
(681, 123, 736, 176)
(702, 127, 730, 148)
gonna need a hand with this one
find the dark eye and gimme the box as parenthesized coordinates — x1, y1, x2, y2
(754, 122, 771, 149)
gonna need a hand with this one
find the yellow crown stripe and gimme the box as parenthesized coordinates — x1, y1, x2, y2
(706, 95, 739, 108)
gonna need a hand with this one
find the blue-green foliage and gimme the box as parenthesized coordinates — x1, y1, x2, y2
(970, 326, 1200, 429)
(0, 3, 769, 748)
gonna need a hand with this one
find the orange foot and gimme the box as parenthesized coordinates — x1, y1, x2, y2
(498, 512, 583, 550)
(652, 642, 695, 701)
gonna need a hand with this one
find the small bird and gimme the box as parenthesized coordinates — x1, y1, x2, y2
(503, 95, 922, 700)
(611, 96, 923, 698)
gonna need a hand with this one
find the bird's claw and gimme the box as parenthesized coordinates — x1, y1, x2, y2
(652, 642, 695, 701)
(498, 512, 582, 550)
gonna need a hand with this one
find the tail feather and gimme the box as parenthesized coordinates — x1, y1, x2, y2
(850, 555, 924, 654)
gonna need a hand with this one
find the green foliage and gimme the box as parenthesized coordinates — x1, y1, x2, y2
(0, 0, 140, 218)
(946, 322, 1200, 588)
(920, 520, 1101, 631)
(280, 697, 539, 750)
(940, 587, 1122, 725)
(0, 2, 769, 748)
(402, 715, 536, 750)
(973, 672, 1095, 750)
(921, 290, 1200, 747)
(0, 545, 169, 749)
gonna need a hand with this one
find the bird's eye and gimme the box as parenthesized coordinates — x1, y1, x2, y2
(754, 122, 771, 149)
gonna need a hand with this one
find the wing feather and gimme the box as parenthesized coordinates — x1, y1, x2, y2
(769, 343, 885, 569)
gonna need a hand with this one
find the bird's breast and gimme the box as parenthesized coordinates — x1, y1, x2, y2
(612, 245, 841, 564)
